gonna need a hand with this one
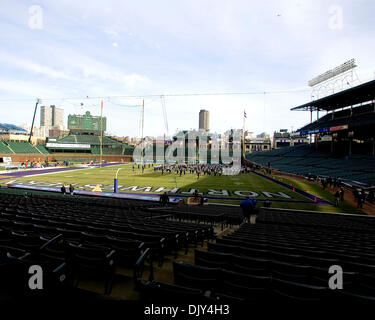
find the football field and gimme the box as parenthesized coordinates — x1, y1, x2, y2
(0, 163, 363, 214)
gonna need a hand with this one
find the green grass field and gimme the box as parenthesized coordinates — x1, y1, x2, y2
(0, 163, 363, 214)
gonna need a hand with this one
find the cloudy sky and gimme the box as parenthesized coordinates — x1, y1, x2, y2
(1, 0, 375, 137)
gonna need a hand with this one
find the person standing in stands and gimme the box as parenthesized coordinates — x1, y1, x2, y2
(199, 193, 205, 205)
(160, 192, 169, 207)
(249, 198, 258, 224)
(240, 196, 252, 224)
(61, 185, 66, 194)
(69, 184, 74, 195)
(264, 199, 271, 208)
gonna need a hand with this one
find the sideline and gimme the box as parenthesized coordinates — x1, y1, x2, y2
(252, 170, 333, 205)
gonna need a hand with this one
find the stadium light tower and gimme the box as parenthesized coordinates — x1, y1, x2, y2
(309, 59, 359, 101)
(29, 98, 41, 143)
(307, 59, 359, 144)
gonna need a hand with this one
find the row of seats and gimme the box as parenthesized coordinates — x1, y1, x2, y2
(246, 143, 375, 185)
(154, 204, 243, 227)
(0, 141, 49, 154)
(141, 208, 375, 302)
(0, 190, 213, 298)
(57, 134, 121, 145)
(90, 146, 123, 155)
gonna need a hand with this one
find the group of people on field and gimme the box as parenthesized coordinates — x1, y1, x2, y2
(61, 184, 75, 195)
(321, 177, 343, 190)
(154, 163, 224, 178)
(352, 188, 375, 208)
(152, 163, 257, 179)
(132, 162, 153, 173)
(159, 189, 204, 206)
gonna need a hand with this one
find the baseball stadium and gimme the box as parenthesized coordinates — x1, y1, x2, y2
(2, 0, 375, 314)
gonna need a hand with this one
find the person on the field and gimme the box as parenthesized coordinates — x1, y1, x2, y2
(353, 188, 358, 200)
(357, 191, 363, 208)
(321, 178, 327, 190)
(339, 187, 345, 201)
(362, 189, 367, 204)
(61, 185, 66, 194)
(69, 184, 74, 195)
(334, 190, 340, 207)
(193, 189, 199, 199)
(160, 192, 169, 207)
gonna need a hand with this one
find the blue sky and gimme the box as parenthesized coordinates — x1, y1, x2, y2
(1, 0, 375, 137)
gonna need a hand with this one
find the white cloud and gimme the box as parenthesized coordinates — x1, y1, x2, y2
(0, 51, 73, 80)
(0, 78, 61, 98)
(0, 0, 374, 137)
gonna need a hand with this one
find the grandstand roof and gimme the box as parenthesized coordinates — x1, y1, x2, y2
(298, 111, 375, 133)
(291, 79, 375, 112)
(0, 123, 27, 134)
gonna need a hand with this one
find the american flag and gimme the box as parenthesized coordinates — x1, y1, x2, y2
(244, 110, 247, 118)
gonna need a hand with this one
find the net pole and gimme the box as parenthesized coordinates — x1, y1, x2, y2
(141, 99, 144, 166)
(100, 100, 103, 168)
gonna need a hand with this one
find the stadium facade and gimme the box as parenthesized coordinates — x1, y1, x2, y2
(247, 79, 375, 187)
